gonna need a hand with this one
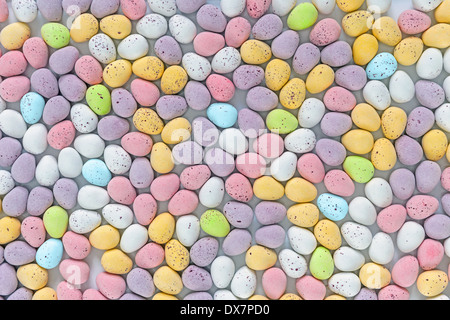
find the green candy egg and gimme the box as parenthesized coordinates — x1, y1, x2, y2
(343, 156, 375, 184)
(41, 23, 70, 49)
(86, 84, 112, 116)
(200, 210, 230, 238)
(287, 3, 318, 31)
(310, 246, 334, 280)
(266, 109, 298, 134)
(43, 206, 69, 239)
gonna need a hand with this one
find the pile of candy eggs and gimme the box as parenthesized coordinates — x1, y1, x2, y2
(0, 0, 449, 300)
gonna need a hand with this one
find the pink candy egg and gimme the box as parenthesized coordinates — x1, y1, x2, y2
(206, 74, 236, 102)
(391, 255, 419, 288)
(0, 76, 30, 102)
(323, 86, 357, 112)
(131, 79, 160, 107)
(135, 243, 165, 269)
(82, 289, 108, 300)
(441, 167, 450, 191)
(397, 9, 431, 35)
(59, 259, 90, 286)
(75, 55, 104, 85)
(96, 272, 126, 300)
(324, 170, 355, 197)
(309, 18, 342, 47)
(22, 37, 48, 70)
(297, 153, 326, 184)
(262, 268, 287, 300)
(236, 153, 267, 179)
(47, 120, 76, 150)
(150, 173, 180, 202)
(296, 275, 326, 300)
(0, 0, 8, 22)
(417, 239, 445, 271)
(376, 204, 407, 234)
(120, 0, 147, 20)
(62, 231, 91, 260)
(225, 173, 254, 203)
(107, 176, 137, 205)
(225, 17, 251, 48)
(253, 133, 284, 159)
(133, 193, 157, 226)
(168, 190, 199, 216)
(57, 281, 83, 300)
(0, 51, 28, 77)
(180, 165, 211, 191)
(247, 0, 271, 19)
(378, 285, 410, 300)
(406, 195, 440, 220)
(194, 32, 225, 57)
(21, 217, 46, 248)
(121, 132, 153, 157)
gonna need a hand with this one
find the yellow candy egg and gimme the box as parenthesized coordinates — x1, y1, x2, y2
(148, 212, 175, 244)
(325, 295, 346, 300)
(0, 217, 21, 245)
(435, 0, 450, 23)
(381, 107, 407, 140)
(422, 23, 450, 49)
(245, 245, 277, 271)
(447, 145, 450, 162)
(17, 264, 49, 290)
(89, 225, 120, 250)
(280, 293, 302, 300)
(101, 249, 133, 274)
(100, 15, 132, 40)
(153, 266, 183, 295)
(161, 118, 192, 145)
(372, 16, 402, 46)
(280, 78, 306, 110)
(0, 22, 31, 50)
(253, 176, 285, 201)
(287, 203, 320, 228)
(133, 108, 164, 135)
(103, 59, 132, 88)
(306, 64, 335, 94)
(32, 287, 58, 300)
(314, 219, 342, 250)
(240, 40, 272, 65)
(161, 66, 188, 95)
(150, 142, 175, 174)
(265, 59, 291, 92)
(371, 138, 397, 171)
(336, 0, 365, 12)
(285, 178, 317, 203)
(394, 37, 424, 66)
(70, 13, 99, 43)
(359, 263, 391, 289)
(351, 103, 381, 132)
(352, 34, 379, 66)
(417, 270, 449, 297)
(165, 239, 190, 272)
(342, 129, 375, 155)
(422, 130, 449, 161)
(153, 293, 178, 300)
(342, 11, 374, 37)
(132, 56, 165, 81)
(249, 295, 269, 300)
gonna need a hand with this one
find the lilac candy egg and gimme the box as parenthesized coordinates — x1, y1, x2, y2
(424, 214, 450, 240)
(176, 0, 206, 14)
(395, 135, 424, 166)
(4, 241, 36, 266)
(120, 293, 145, 300)
(293, 43, 321, 75)
(320, 113, 352, 137)
(315, 139, 347, 167)
(255, 225, 286, 249)
(354, 288, 378, 300)
(90, 0, 120, 18)
(204, 147, 235, 177)
(185, 81, 211, 111)
(252, 14, 283, 40)
(190, 237, 219, 267)
(233, 65, 265, 91)
(246, 86, 278, 112)
(442, 194, 450, 216)
(11, 153, 36, 184)
(223, 201, 254, 228)
(49, 46, 79, 75)
(97, 115, 130, 141)
(129, 158, 154, 189)
(172, 141, 204, 165)
(184, 292, 213, 300)
(271, 30, 300, 60)
(42, 96, 71, 126)
(415, 80, 445, 110)
(62, 0, 92, 15)
(415, 161, 442, 194)
(58, 74, 87, 103)
(154, 36, 183, 65)
(192, 117, 219, 147)
(2, 187, 29, 217)
(111, 88, 137, 118)
(197, 4, 227, 33)
(0, 137, 22, 167)
(406, 107, 435, 138)
(222, 229, 252, 256)
(30, 68, 59, 99)
(126, 268, 155, 298)
(156, 95, 188, 120)
(335, 65, 368, 91)
(238, 108, 265, 139)
(255, 201, 287, 225)
(7, 288, 33, 300)
(37, 0, 63, 21)
(27, 186, 53, 216)
(0, 263, 18, 296)
(321, 41, 352, 67)
(182, 265, 213, 291)
(53, 178, 78, 210)
(389, 168, 416, 201)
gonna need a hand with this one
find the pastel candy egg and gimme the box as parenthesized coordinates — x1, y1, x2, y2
(231, 267, 257, 299)
(70, 104, 98, 134)
(136, 13, 168, 39)
(148, 213, 175, 245)
(394, 37, 424, 66)
(398, 9, 431, 34)
(0, 51, 28, 77)
(82, 160, 111, 187)
(58, 74, 87, 103)
(422, 129, 448, 161)
(168, 190, 199, 216)
(30, 68, 58, 99)
(252, 14, 283, 41)
(372, 16, 402, 46)
(306, 64, 334, 94)
(342, 129, 374, 155)
(0, 22, 31, 50)
(70, 13, 99, 43)
(363, 80, 391, 111)
(4, 241, 36, 266)
(26, 186, 52, 217)
(317, 193, 349, 221)
(415, 80, 445, 109)
(279, 249, 307, 279)
(219, 129, 248, 155)
(100, 15, 132, 40)
(341, 222, 372, 250)
(222, 202, 253, 229)
(336, 0, 365, 12)
(161, 117, 191, 145)
(343, 156, 375, 184)
(43, 206, 68, 239)
(365, 177, 393, 208)
(353, 34, 379, 66)
(311, 0, 335, 14)
(86, 85, 111, 116)
(360, 263, 391, 289)
(324, 169, 354, 196)
(266, 110, 298, 134)
(354, 288, 378, 300)
(59, 259, 90, 287)
(310, 247, 334, 280)
(135, 243, 164, 269)
(61, 231, 90, 260)
(190, 237, 219, 267)
(314, 219, 342, 251)
(21, 217, 46, 248)
(378, 285, 410, 300)
(369, 232, 395, 265)
(23, 37, 48, 70)
(107, 176, 137, 205)
(296, 276, 326, 300)
(48, 46, 79, 75)
(57, 148, 83, 179)
(161, 66, 188, 95)
(397, 221, 425, 253)
(219, 0, 245, 17)
(68, 209, 102, 234)
(376, 204, 407, 234)
(240, 40, 272, 65)
(297, 98, 325, 129)
(36, 239, 64, 270)
(416, 161, 441, 193)
(297, 153, 325, 184)
(406, 195, 439, 220)
(97, 115, 130, 142)
(246, 87, 278, 112)
(255, 201, 286, 226)
(225, 17, 251, 48)
(389, 71, 415, 104)
(2, 186, 28, 218)
(238, 109, 265, 139)
(199, 177, 224, 206)
(212, 47, 241, 75)
(293, 43, 321, 75)
(96, 272, 127, 298)
(323, 87, 357, 112)
(183, 82, 211, 112)
(321, 41, 352, 67)
(17, 264, 48, 291)
(435, 0, 450, 22)
(20, 92, 45, 125)
(120, 224, 148, 254)
(77, 185, 111, 210)
(265, 59, 291, 91)
(418, 239, 445, 270)
(315, 139, 347, 167)
(406, 107, 435, 138)
(436, 104, 450, 132)
(207, 103, 238, 129)
(206, 74, 235, 102)
(129, 157, 154, 189)
(287, 3, 318, 31)
(391, 256, 419, 288)
(121, 133, 152, 158)
(182, 53, 211, 81)
(335, 65, 367, 91)
(271, 30, 300, 60)
(182, 266, 212, 292)
(270, 151, 297, 182)
(148, 0, 176, 16)
(417, 271, 448, 297)
(150, 174, 179, 202)
(117, 34, 149, 61)
(389, 168, 416, 201)
(366, 53, 398, 80)
(417, 48, 443, 80)
(309, 18, 341, 46)
(88, 34, 117, 64)
(333, 246, 365, 272)
(424, 214, 450, 240)
(196, 4, 226, 33)
(180, 165, 211, 191)
(90, 0, 119, 18)
(371, 138, 397, 171)
(262, 268, 287, 300)
(133, 108, 164, 136)
(222, 229, 252, 256)
(103, 60, 132, 88)
(102, 204, 134, 230)
(200, 210, 230, 238)
(422, 23, 450, 49)
(255, 225, 286, 249)
(253, 176, 285, 201)
(245, 245, 277, 271)
(288, 226, 317, 256)
(42, 96, 70, 126)
(33, 287, 58, 300)
(169, 14, 197, 44)
(328, 273, 361, 298)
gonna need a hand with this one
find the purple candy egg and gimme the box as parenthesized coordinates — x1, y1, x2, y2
(49, 46, 79, 75)
(223, 201, 254, 228)
(2, 187, 29, 217)
(126, 268, 155, 298)
(204, 147, 235, 177)
(271, 30, 300, 60)
(222, 229, 252, 256)
(182, 265, 213, 291)
(0, 263, 18, 296)
(415, 80, 445, 109)
(97, 115, 130, 141)
(184, 292, 213, 300)
(42, 96, 71, 126)
(238, 108, 265, 139)
(129, 158, 154, 189)
(320, 112, 352, 137)
(7, 287, 33, 300)
(90, 0, 120, 18)
(192, 117, 219, 147)
(154, 36, 183, 66)
(415, 161, 442, 193)
(406, 107, 435, 138)
(255, 224, 286, 249)
(111, 88, 137, 118)
(0, 137, 22, 167)
(185, 81, 212, 111)
(233, 65, 265, 91)
(335, 65, 367, 91)
(389, 168, 416, 201)
(3, 241, 36, 266)
(10, 153, 36, 184)
(197, 4, 227, 33)
(293, 43, 321, 75)
(315, 139, 347, 167)
(252, 14, 283, 40)
(58, 74, 87, 103)
(190, 237, 219, 267)
(255, 201, 287, 225)
(395, 135, 424, 166)
(53, 178, 78, 210)
(27, 186, 53, 216)
(321, 41, 352, 67)
(156, 95, 188, 120)
(246, 86, 278, 112)
(172, 141, 204, 166)
(424, 214, 450, 240)
(30, 68, 59, 99)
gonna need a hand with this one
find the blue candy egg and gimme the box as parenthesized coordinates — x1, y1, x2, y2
(36, 238, 64, 270)
(366, 53, 398, 80)
(317, 193, 349, 221)
(20, 92, 46, 124)
(82, 159, 112, 187)
(207, 103, 238, 129)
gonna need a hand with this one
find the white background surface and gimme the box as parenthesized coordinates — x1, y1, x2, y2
(0, 0, 449, 300)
